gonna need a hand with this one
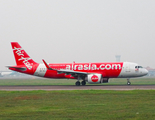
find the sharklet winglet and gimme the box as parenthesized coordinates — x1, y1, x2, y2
(42, 59, 55, 70)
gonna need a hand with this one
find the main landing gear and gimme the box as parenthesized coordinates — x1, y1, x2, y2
(75, 76, 86, 86)
(81, 80, 86, 86)
(127, 78, 131, 85)
(75, 81, 80, 86)
(75, 80, 86, 86)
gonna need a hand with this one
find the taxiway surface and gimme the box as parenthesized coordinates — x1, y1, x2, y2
(0, 85, 154, 91)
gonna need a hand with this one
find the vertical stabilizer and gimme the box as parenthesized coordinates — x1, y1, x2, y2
(11, 42, 37, 69)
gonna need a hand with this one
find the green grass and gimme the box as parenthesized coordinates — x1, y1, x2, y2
(0, 77, 154, 85)
(0, 90, 155, 120)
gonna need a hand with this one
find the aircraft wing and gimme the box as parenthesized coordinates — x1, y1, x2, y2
(57, 69, 87, 75)
(42, 59, 88, 77)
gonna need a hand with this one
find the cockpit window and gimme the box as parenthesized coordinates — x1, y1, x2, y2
(138, 66, 143, 68)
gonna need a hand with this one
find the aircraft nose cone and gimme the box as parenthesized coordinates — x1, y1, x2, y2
(144, 69, 148, 75)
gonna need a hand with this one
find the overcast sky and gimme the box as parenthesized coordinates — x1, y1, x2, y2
(0, 0, 155, 70)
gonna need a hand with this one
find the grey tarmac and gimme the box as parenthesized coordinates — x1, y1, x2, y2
(0, 85, 154, 91)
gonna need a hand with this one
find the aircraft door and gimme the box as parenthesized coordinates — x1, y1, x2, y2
(125, 62, 130, 72)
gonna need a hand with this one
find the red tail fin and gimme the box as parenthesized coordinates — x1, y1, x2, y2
(11, 42, 37, 69)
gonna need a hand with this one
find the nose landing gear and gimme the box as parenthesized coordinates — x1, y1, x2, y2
(127, 78, 131, 85)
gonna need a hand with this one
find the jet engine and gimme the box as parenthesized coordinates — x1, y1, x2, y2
(87, 74, 102, 83)
(86, 74, 109, 84)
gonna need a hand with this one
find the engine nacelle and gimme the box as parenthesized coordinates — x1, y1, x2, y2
(87, 74, 102, 84)
(86, 74, 109, 84)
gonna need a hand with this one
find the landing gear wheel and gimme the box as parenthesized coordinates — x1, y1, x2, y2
(127, 78, 131, 85)
(75, 81, 80, 86)
(81, 81, 86, 86)
(127, 82, 131, 85)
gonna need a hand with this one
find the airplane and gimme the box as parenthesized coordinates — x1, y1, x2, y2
(7, 42, 148, 86)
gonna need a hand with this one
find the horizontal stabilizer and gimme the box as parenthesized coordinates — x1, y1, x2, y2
(6, 66, 27, 71)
